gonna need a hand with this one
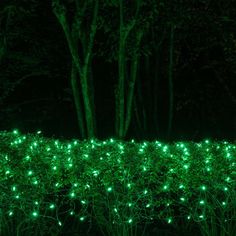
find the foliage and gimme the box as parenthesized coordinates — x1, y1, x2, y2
(0, 130, 235, 235)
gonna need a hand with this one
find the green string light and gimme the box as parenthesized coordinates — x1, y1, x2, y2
(0, 129, 235, 235)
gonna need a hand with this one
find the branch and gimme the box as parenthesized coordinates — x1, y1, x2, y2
(84, 0, 99, 68)
(52, 0, 82, 75)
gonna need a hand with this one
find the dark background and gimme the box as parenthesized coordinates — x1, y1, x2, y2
(0, 2, 235, 235)
(0, 0, 235, 142)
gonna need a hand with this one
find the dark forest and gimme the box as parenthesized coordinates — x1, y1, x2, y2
(0, 0, 235, 142)
(0, 1, 236, 236)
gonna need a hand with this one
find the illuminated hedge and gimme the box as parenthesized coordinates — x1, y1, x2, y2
(0, 130, 235, 235)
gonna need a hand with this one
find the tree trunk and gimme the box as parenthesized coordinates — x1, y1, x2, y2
(153, 51, 160, 135)
(116, 0, 125, 139)
(80, 68, 96, 138)
(118, 39, 126, 139)
(52, 0, 98, 139)
(78, 0, 98, 139)
(116, 0, 140, 139)
(88, 65, 97, 135)
(133, 95, 142, 137)
(136, 74, 147, 133)
(124, 30, 143, 137)
(71, 62, 86, 139)
(167, 23, 174, 138)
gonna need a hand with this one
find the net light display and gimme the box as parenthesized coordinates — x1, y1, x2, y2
(0, 129, 235, 236)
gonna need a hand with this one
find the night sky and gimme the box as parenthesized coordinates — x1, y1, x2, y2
(0, 0, 235, 142)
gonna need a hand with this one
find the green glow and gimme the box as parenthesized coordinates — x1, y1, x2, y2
(201, 186, 206, 191)
(12, 186, 16, 191)
(49, 204, 55, 209)
(8, 211, 13, 216)
(13, 129, 19, 135)
(32, 211, 38, 217)
(107, 187, 112, 192)
(128, 218, 133, 223)
(0, 130, 235, 235)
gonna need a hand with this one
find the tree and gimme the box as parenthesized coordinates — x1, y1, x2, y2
(97, 0, 157, 139)
(116, 0, 142, 139)
(52, 0, 99, 139)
